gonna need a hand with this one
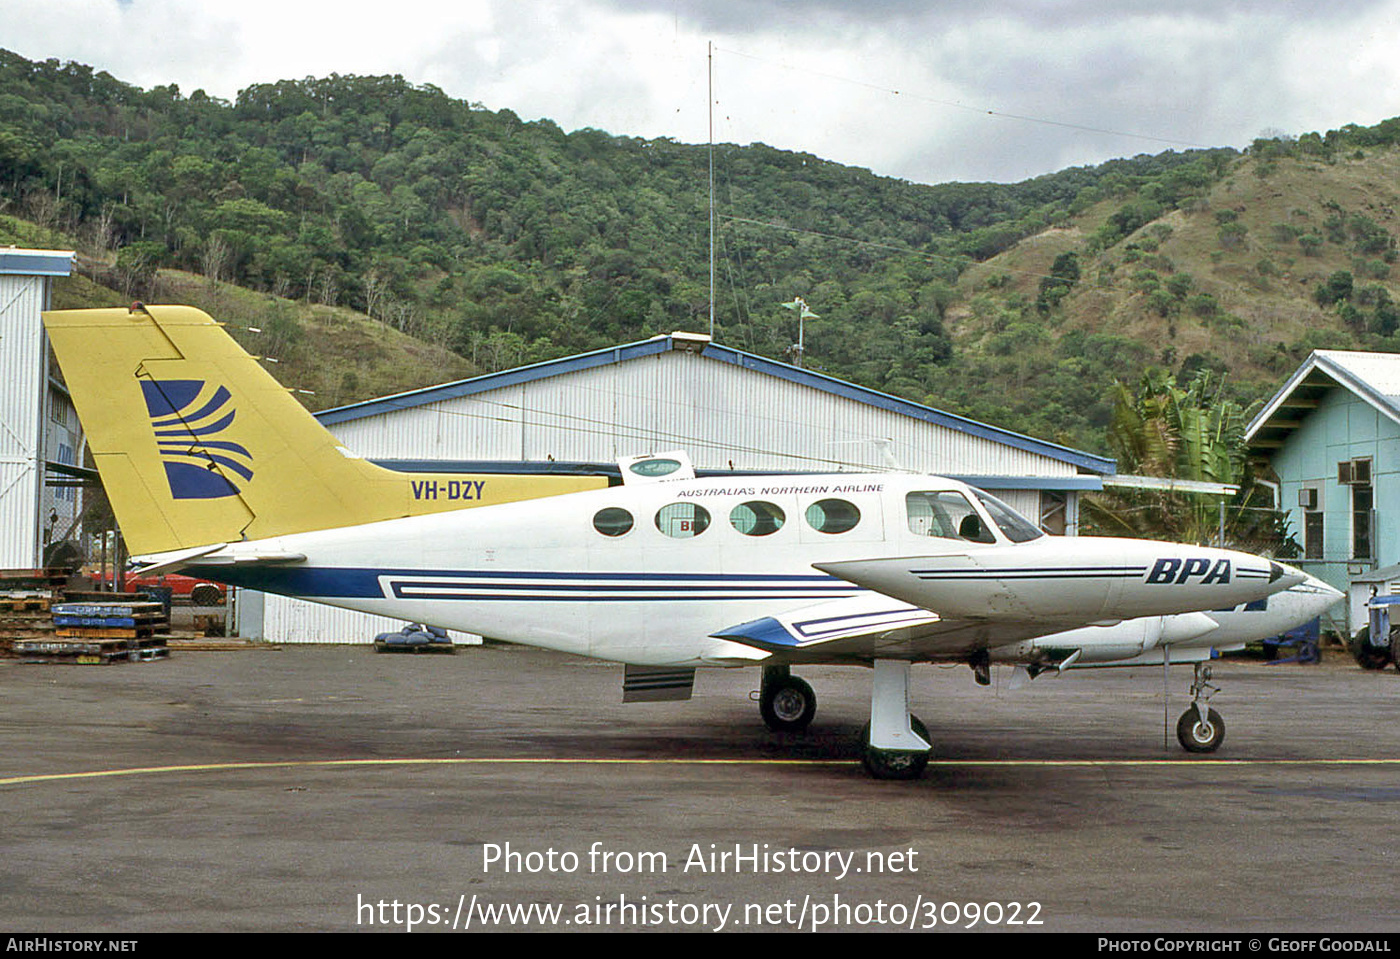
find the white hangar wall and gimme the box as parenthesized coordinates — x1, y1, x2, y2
(0, 250, 77, 569)
(326, 346, 1087, 481)
(242, 336, 1111, 644)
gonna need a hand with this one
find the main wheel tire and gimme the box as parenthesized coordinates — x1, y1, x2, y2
(760, 675, 816, 733)
(1176, 707, 1225, 753)
(860, 716, 930, 780)
(1390, 629, 1400, 674)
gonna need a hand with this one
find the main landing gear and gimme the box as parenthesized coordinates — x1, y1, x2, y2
(863, 659, 930, 780)
(756, 660, 931, 779)
(1175, 662, 1225, 753)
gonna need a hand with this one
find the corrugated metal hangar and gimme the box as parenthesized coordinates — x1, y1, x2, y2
(239, 332, 1117, 642)
(0, 248, 79, 570)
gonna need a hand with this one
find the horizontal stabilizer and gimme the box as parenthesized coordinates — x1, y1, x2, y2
(130, 543, 229, 576)
(133, 543, 306, 572)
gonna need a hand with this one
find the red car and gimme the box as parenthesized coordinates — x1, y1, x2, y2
(106, 572, 227, 606)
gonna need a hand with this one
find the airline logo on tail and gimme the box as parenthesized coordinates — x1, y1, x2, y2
(141, 379, 254, 499)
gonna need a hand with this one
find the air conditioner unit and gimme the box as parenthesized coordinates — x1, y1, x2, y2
(1339, 459, 1373, 485)
(1299, 488, 1318, 510)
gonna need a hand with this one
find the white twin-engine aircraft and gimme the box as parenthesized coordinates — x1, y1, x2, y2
(43, 306, 1340, 779)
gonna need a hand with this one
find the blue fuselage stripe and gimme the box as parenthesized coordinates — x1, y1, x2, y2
(183, 566, 856, 602)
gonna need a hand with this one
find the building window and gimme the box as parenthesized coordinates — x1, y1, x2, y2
(1352, 483, 1374, 561)
(1300, 486, 1323, 560)
(1339, 459, 1375, 561)
(1304, 511, 1324, 560)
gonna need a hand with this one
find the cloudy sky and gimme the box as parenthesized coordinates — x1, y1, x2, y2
(7, 0, 1400, 184)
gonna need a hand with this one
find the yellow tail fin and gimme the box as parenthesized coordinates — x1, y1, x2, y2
(43, 305, 605, 556)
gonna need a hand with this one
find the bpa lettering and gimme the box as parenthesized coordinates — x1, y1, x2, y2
(1146, 557, 1232, 585)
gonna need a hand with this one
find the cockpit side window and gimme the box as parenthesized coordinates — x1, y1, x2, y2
(972, 490, 1045, 543)
(905, 491, 996, 543)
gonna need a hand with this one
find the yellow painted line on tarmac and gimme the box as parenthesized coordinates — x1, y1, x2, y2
(4, 756, 1400, 788)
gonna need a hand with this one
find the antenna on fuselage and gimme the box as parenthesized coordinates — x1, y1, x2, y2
(829, 438, 907, 472)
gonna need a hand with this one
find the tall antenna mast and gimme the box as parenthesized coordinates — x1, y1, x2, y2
(708, 40, 715, 340)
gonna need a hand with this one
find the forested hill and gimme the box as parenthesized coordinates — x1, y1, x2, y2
(5, 48, 1400, 455)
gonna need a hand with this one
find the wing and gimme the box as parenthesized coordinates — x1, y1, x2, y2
(712, 593, 1063, 664)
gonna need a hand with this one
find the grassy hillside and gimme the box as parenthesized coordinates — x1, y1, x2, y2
(936, 143, 1400, 452)
(3, 212, 475, 410)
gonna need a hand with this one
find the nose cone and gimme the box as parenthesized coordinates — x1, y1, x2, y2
(1270, 561, 1308, 589)
(1292, 570, 1344, 618)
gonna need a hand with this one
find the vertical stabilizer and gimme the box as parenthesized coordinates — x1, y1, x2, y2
(43, 305, 604, 555)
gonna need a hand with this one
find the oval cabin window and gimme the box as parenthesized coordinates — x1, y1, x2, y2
(805, 498, 861, 534)
(655, 502, 711, 538)
(593, 507, 635, 537)
(730, 501, 786, 536)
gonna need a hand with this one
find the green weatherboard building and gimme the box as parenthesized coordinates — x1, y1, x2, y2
(1247, 350, 1400, 633)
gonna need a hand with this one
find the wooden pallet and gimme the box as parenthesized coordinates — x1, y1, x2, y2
(12, 634, 168, 664)
(0, 592, 53, 614)
(55, 626, 160, 639)
(53, 601, 164, 617)
(0, 568, 70, 591)
(0, 584, 59, 656)
(0, 613, 56, 628)
(165, 638, 260, 651)
(17, 646, 169, 665)
(62, 591, 149, 603)
(51, 601, 168, 638)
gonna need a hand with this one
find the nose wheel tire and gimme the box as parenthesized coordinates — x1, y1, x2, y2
(760, 676, 817, 733)
(1176, 707, 1225, 753)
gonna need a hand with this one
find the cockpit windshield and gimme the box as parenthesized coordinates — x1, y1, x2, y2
(971, 490, 1045, 543)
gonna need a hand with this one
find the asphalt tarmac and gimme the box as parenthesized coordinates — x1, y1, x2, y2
(1, 644, 1398, 933)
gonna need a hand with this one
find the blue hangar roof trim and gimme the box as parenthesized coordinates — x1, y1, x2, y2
(0, 248, 74, 276)
(315, 334, 1117, 476)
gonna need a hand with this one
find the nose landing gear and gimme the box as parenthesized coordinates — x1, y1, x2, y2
(758, 665, 817, 733)
(1176, 662, 1225, 753)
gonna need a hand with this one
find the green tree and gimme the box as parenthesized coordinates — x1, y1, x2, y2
(1082, 371, 1288, 552)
